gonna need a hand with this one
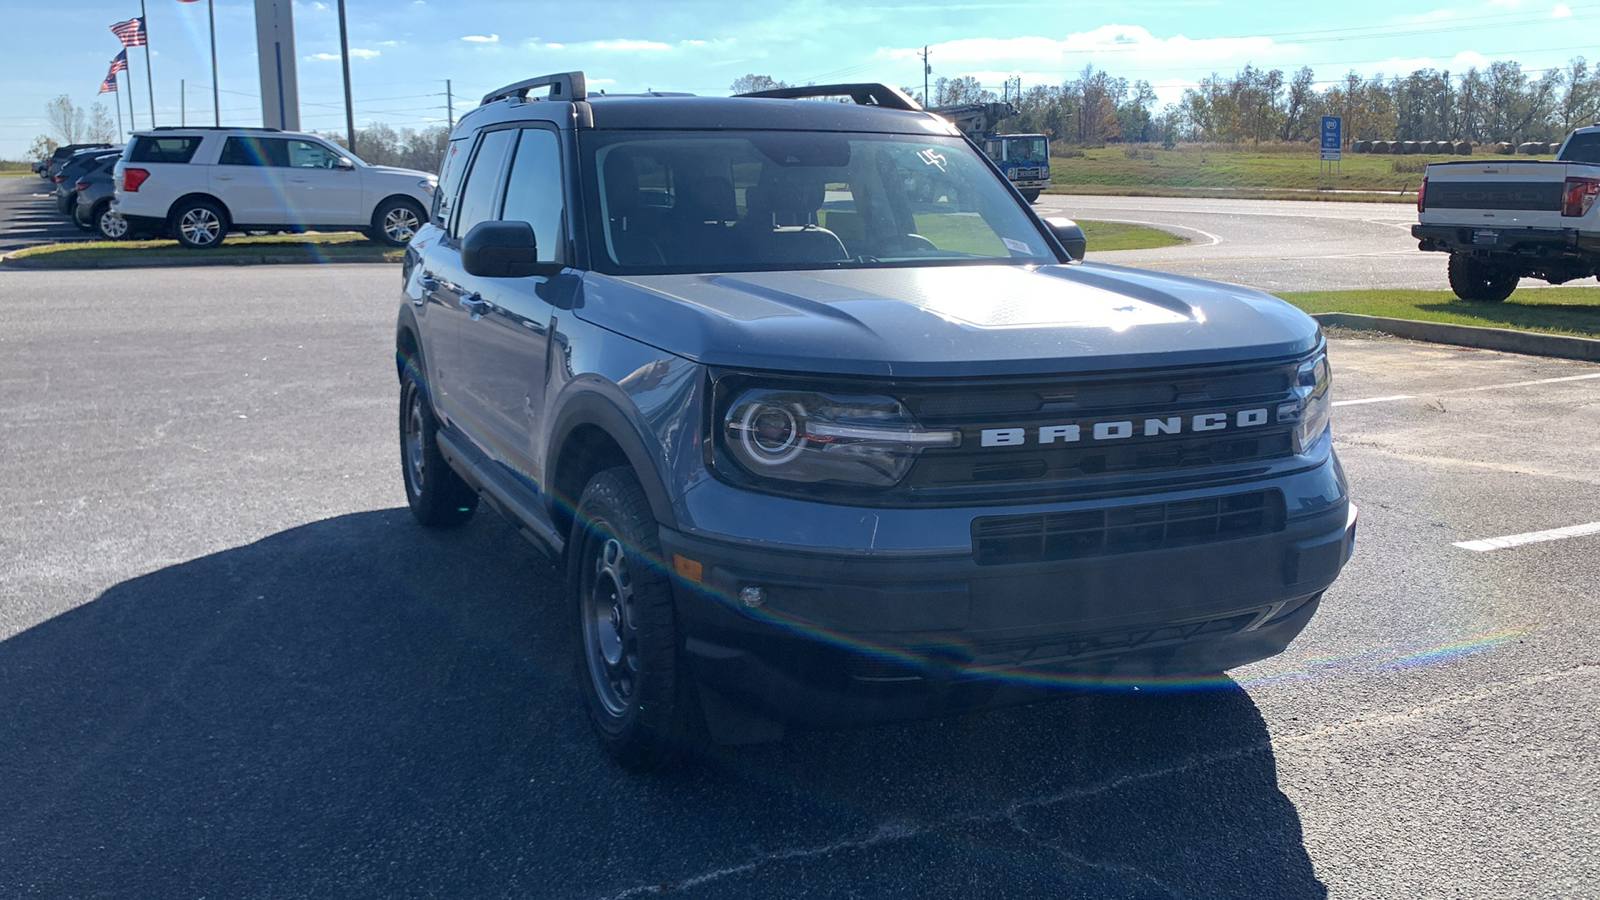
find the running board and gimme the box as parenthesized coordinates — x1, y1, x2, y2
(436, 429, 566, 557)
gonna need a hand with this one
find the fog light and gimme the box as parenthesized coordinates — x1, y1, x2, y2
(739, 586, 765, 608)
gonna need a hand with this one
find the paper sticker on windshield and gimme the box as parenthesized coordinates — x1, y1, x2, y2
(1002, 237, 1033, 254)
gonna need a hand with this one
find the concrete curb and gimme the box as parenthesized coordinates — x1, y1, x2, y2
(1313, 312, 1600, 363)
(0, 251, 398, 270)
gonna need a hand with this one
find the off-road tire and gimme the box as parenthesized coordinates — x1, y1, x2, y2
(1447, 253, 1519, 302)
(171, 198, 228, 249)
(399, 369, 479, 527)
(372, 197, 426, 248)
(570, 467, 707, 771)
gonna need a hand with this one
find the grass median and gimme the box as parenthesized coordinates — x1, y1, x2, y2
(1279, 287, 1600, 339)
(3, 231, 400, 267)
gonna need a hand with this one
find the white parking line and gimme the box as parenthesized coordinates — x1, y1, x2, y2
(1333, 395, 1414, 407)
(1445, 372, 1600, 394)
(1454, 521, 1600, 552)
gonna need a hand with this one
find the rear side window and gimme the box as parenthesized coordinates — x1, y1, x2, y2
(452, 129, 515, 239)
(433, 137, 471, 225)
(500, 128, 566, 263)
(218, 136, 287, 167)
(129, 136, 203, 164)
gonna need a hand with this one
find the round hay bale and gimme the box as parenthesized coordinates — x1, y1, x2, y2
(1351, 140, 1370, 153)
(1454, 141, 1472, 155)
(1495, 141, 1516, 154)
(1370, 140, 1391, 154)
(1401, 141, 1420, 154)
(1518, 141, 1541, 154)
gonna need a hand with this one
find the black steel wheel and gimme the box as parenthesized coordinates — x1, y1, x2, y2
(571, 467, 706, 770)
(372, 197, 425, 247)
(399, 369, 478, 527)
(1447, 253, 1519, 302)
(171, 199, 228, 249)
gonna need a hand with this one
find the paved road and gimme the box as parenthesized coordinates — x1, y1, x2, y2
(1040, 194, 1517, 294)
(0, 173, 90, 251)
(2, 264, 1595, 898)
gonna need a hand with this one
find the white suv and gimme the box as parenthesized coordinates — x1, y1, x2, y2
(112, 127, 437, 249)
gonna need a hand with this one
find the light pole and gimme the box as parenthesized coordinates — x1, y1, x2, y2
(337, 0, 355, 153)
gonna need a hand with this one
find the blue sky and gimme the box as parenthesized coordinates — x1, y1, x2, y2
(2, 0, 1590, 158)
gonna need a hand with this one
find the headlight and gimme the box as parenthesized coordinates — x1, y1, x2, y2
(722, 389, 959, 487)
(1276, 353, 1331, 454)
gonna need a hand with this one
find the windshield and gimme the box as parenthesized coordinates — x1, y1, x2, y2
(1005, 136, 1049, 165)
(581, 130, 1058, 274)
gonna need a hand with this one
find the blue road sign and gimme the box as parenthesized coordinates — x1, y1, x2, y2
(1321, 116, 1342, 151)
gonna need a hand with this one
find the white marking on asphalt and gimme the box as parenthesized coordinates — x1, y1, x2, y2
(1444, 372, 1600, 394)
(1454, 521, 1600, 552)
(1333, 394, 1414, 407)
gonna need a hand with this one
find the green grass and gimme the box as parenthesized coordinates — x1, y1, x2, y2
(7, 230, 400, 266)
(1078, 220, 1186, 252)
(1279, 287, 1600, 339)
(1045, 144, 1529, 201)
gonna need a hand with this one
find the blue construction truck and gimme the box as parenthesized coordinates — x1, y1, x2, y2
(931, 101, 1052, 202)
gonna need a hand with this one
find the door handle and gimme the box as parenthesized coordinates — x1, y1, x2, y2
(418, 272, 440, 292)
(461, 293, 490, 317)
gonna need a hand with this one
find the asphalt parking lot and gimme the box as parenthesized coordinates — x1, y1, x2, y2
(1, 263, 1597, 899)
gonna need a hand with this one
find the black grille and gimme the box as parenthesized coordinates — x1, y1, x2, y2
(972, 490, 1284, 565)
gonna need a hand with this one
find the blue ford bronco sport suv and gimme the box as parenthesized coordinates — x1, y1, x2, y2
(396, 72, 1356, 769)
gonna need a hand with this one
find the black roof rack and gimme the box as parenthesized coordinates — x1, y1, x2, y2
(150, 125, 282, 132)
(736, 83, 921, 111)
(481, 72, 587, 106)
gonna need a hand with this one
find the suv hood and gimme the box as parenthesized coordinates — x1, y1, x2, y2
(577, 263, 1321, 377)
(364, 164, 431, 180)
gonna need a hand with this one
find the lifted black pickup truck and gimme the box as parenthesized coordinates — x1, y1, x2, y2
(396, 73, 1357, 769)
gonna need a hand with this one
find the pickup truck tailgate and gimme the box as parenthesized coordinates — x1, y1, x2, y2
(1420, 161, 1578, 228)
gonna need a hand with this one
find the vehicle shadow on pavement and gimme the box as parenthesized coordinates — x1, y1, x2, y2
(0, 509, 1324, 900)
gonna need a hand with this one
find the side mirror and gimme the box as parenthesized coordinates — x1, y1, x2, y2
(1043, 216, 1086, 261)
(461, 220, 561, 278)
(335, 157, 355, 170)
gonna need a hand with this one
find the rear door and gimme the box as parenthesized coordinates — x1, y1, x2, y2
(213, 136, 287, 226)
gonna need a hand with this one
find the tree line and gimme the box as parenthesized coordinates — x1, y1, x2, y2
(735, 58, 1600, 147)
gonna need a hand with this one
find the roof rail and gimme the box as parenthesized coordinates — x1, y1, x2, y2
(481, 72, 587, 106)
(736, 83, 921, 111)
(151, 125, 282, 132)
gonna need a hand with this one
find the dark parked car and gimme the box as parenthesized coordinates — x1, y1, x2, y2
(53, 147, 122, 216)
(43, 143, 113, 182)
(396, 72, 1356, 770)
(72, 155, 129, 239)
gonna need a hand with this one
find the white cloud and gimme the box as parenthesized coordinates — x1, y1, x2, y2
(1453, 50, 1492, 69)
(304, 48, 379, 60)
(1553, 3, 1573, 17)
(589, 39, 673, 51)
(461, 34, 499, 43)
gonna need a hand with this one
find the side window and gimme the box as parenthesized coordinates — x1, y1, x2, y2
(217, 136, 285, 167)
(285, 139, 341, 169)
(433, 137, 471, 224)
(128, 136, 204, 164)
(452, 129, 515, 239)
(499, 129, 565, 262)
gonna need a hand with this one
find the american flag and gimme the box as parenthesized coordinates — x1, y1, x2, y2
(110, 17, 146, 48)
(99, 74, 118, 94)
(109, 49, 129, 76)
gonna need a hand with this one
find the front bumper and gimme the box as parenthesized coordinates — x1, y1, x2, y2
(662, 462, 1356, 732)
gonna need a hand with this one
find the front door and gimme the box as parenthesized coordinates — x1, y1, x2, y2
(280, 138, 363, 227)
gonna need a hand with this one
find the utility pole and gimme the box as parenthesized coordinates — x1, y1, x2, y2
(208, 0, 220, 125)
(446, 79, 454, 131)
(140, 0, 156, 125)
(337, 0, 356, 153)
(922, 46, 930, 107)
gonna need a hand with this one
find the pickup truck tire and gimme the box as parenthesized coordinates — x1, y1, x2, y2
(1020, 189, 1041, 203)
(399, 370, 479, 527)
(571, 467, 707, 770)
(1448, 253, 1519, 303)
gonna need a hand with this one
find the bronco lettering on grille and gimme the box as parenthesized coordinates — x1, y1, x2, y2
(980, 408, 1273, 448)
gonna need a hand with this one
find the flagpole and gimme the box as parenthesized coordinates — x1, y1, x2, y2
(209, 0, 220, 126)
(125, 70, 138, 132)
(140, 0, 155, 126)
(114, 81, 125, 141)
